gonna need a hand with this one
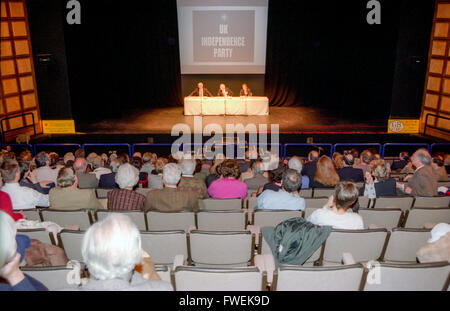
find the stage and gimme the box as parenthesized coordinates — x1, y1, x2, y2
(77, 106, 387, 135)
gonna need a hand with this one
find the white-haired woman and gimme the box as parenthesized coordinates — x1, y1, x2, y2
(61, 213, 172, 291)
(107, 163, 145, 210)
(0, 211, 48, 291)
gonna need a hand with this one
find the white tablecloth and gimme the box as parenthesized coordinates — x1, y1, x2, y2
(184, 96, 269, 115)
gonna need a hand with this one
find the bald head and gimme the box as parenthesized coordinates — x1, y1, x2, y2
(73, 158, 88, 173)
(309, 151, 319, 162)
(412, 149, 432, 167)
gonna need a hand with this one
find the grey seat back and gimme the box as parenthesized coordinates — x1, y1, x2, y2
(58, 230, 85, 262)
(96, 210, 147, 231)
(374, 196, 414, 211)
(140, 231, 188, 265)
(146, 211, 196, 231)
(253, 209, 302, 227)
(313, 189, 335, 198)
(197, 211, 247, 231)
(413, 196, 450, 208)
(199, 198, 242, 211)
(17, 228, 54, 245)
(383, 228, 431, 263)
(20, 266, 79, 290)
(305, 198, 328, 209)
(358, 208, 403, 230)
(23, 209, 42, 221)
(404, 208, 450, 228)
(41, 209, 92, 230)
(299, 188, 313, 198)
(95, 188, 113, 199)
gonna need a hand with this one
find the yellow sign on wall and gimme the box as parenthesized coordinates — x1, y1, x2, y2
(387, 119, 420, 134)
(42, 120, 76, 134)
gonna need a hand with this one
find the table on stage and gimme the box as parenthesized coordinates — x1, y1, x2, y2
(184, 96, 269, 116)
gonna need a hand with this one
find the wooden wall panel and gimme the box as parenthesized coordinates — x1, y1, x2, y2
(0, 0, 42, 140)
(420, 0, 450, 139)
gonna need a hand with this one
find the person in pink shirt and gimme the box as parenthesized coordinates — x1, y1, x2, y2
(208, 159, 248, 200)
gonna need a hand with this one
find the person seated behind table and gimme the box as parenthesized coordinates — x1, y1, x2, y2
(308, 181, 364, 230)
(239, 83, 252, 96)
(49, 167, 103, 210)
(58, 213, 173, 291)
(257, 169, 306, 211)
(208, 159, 248, 200)
(310, 155, 340, 189)
(107, 163, 145, 211)
(359, 159, 397, 198)
(188, 82, 213, 97)
(0, 211, 48, 291)
(145, 163, 199, 212)
(217, 83, 233, 97)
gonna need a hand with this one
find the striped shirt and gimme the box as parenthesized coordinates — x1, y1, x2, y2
(107, 188, 145, 211)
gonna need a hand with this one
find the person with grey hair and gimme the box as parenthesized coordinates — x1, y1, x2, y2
(99, 159, 121, 189)
(0, 211, 48, 291)
(257, 169, 306, 211)
(288, 156, 310, 188)
(34, 151, 59, 183)
(106, 163, 145, 211)
(244, 160, 268, 190)
(73, 157, 98, 189)
(63, 152, 75, 166)
(177, 159, 208, 198)
(92, 155, 112, 180)
(145, 163, 199, 212)
(140, 152, 155, 175)
(396, 148, 438, 196)
(59, 213, 172, 291)
(49, 167, 103, 210)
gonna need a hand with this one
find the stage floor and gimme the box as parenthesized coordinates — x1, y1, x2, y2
(78, 106, 386, 134)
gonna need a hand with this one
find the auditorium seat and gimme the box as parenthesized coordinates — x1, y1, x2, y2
(196, 210, 247, 231)
(382, 228, 431, 263)
(303, 206, 320, 219)
(57, 230, 85, 262)
(95, 188, 113, 199)
(272, 264, 365, 291)
(252, 209, 302, 228)
(373, 196, 414, 211)
(20, 266, 80, 290)
(199, 198, 243, 211)
(188, 230, 254, 267)
(17, 228, 54, 245)
(413, 196, 450, 208)
(320, 229, 388, 266)
(437, 181, 450, 187)
(299, 188, 313, 198)
(357, 196, 371, 209)
(313, 188, 335, 198)
(140, 231, 188, 266)
(358, 208, 403, 230)
(23, 209, 42, 222)
(403, 207, 450, 229)
(146, 211, 196, 231)
(95, 210, 147, 231)
(41, 209, 93, 230)
(363, 261, 450, 291)
(304, 198, 328, 209)
(173, 266, 264, 291)
(135, 188, 152, 196)
(155, 265, 171, 283)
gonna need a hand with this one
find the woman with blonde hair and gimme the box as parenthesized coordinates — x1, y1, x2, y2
(311, 155, 340, 188)
(359, 159, 396, 198)
(333, 154, 345, 170)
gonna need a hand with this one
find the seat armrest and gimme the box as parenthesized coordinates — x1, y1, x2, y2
(187, 225, 197, 233)
(423, 222, 438, 229)
(173, 255, 184, 269)
(368, 224, 383, 230)
(264, 254, 275, 284)
(246, 225, 260, 236)
(342, 252, 356, 265)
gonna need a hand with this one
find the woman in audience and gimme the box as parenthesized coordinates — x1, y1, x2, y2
(130, 156, 148, 188)
(148, 158, 165, 190)
(208, 159, 248, 199)
(18, 160, 55, 195)
(107, 163, 145, 211)
(333, 154, 345, 170)
(59, 213, 172, 291)
(205, 153, 225, 188)
(311, 155, 340, 188)
(193, 159, 207, 181)
(99, 159, 121, 188)
(359, 159, 397, 197)
(256, 162, 286, 196)
(308, 181, 364, 229)
(0, 211, 48, 291)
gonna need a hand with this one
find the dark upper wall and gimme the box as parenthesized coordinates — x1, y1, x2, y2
(27, 0, 72, 119)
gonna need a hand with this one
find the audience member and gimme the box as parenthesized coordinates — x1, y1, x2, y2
(73, 158, 99, 189)
(177, 159, 208, 198)
(416, 223, 450, 263)
(74, 149, 85, 159)
(34, 152, 59, 183)
(359, 159, 396, 197)
(431, 154, 448, 182)
(0, 190, 23, 221)
(107, 163, 145, 211)
(257, 169, 306, 211)
(288, 156, 310, 189)
(148, 158, 165, 190)
(140, 152, 155, 175)
(337, 152, 364, 182)
(245, 160, 269, 190)
(301, 150, 319, 182)
(311, 156, 340, 188)
(397, 149, 438, 196)
(390, 151, 409, 171)
(145, 163, 199, 212)
(99, 159, 121, 188)
(193, 159, 207, 181)
(1, 159, 49, 210)
(92, 156, 112, 180)
(308, 181, 364, 229)
(49, 167, 103, 210)
(208, 159, 248, 199)
(205, 153, 225, 188)
(333, 154, 345, 170)
(18, 160, 55, 194)
(257, 162, 286, 195)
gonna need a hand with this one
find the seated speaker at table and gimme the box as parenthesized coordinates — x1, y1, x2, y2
(188, 82, 213, 97)
(217, 83, 233, 97)
(240, 83, 252, 97)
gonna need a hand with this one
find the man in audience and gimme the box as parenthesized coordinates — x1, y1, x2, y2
(308, 181, 364, 229)
(63, 152, 75, 167)
(390, 151, 409, 171)
(244, 160, 268, 190)
(34, 152, 59, 183)
(431, 154, 448, 182)
(148, 158, 165, 190)
(177, 158, 208, 198)
(99, 159, 121, 188)
(397, 149, 438, 196)
(288, 156, 310, 188)
(0, 159, 49, 210)
(140, 152, 155, 175)
(257, 169, 306, 211)
(301, 150, 319, 183)
(107, 163, 145, 211)
(145, 163, 199, 212)
(59, 213, 173, 291)
(92, 156, 112, 180)
(354, 150, 373, 175)
(73, 158, 98, 189)
(49, 167, 103, 210)
(337, 152, 364, 182)
(74, 149, 85, 159)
